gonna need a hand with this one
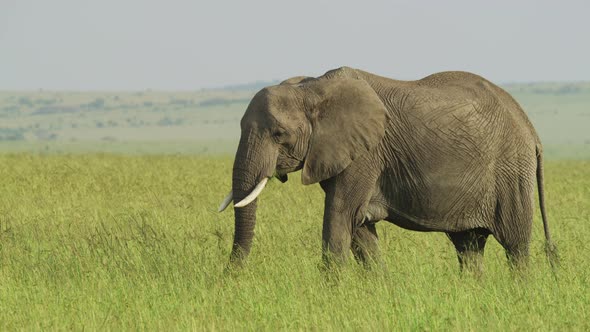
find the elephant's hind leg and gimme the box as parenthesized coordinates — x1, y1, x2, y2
(491, 175, 534, 271)
(351, 223, 383, 269)
(493, 224, 532, 271)
(447, 228, 490, 275)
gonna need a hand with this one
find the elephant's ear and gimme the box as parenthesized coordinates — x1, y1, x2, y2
(301, 78, 388, 185)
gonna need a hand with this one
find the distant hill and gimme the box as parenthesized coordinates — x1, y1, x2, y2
(212, 80, 280, 92)
(0, 81, 589, 158)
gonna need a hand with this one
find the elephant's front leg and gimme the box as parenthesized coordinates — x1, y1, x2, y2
(321, 206, 354, 266)
(321, 183, 371, 267)
(351, 223, 382, 268)
(319, 162, 380, 268)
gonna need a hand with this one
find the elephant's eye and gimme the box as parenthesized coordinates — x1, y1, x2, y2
(272, 130, 285, 139)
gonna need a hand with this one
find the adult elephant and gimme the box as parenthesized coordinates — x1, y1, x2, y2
(218, 66, 557, 271)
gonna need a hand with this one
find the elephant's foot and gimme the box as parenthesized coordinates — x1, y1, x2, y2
(457, 251, 486, 278)
(447, 229, 490, 277)
(351, 223, 385, 271)
(505, 247, 530, 277)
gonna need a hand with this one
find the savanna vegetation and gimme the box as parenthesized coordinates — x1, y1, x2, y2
(0, 81, 588, 329)
(0, 155, 588, 330)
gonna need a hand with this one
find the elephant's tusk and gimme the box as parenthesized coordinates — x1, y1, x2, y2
(218, 191, 233, 212)
(234, 178, 269, 208)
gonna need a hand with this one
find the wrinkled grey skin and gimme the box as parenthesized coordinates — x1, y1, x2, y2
(227, 66, 556, 272)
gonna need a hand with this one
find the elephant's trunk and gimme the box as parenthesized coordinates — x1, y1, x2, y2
(230, 195, 257, 263)
(229, 131, 275, 264)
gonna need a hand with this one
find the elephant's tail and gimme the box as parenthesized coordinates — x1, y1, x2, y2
(536, 146, 559, 270)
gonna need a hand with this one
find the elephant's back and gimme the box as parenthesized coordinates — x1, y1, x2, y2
(414, 71, 540, 145)
(416, 71, 490, 88)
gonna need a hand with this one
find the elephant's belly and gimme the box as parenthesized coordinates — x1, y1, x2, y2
(384, 198, 492, 232)
(365, 200, 451, 232)
(365, 198, 480, 232)
(384, 214, 448, 232)
(368, 169, 491, 232)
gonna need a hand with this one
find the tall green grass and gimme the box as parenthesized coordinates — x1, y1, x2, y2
(0, 155, 588, 330)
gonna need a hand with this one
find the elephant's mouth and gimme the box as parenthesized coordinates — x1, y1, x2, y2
(274, 161, 304, 183)
(275, 173, 288, 183)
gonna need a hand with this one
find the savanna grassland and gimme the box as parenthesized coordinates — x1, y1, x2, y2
(0, 81, 589, 330)
(0, 155, 588, 330)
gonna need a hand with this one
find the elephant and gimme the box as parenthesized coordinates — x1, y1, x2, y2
(218, 66, 558, 272)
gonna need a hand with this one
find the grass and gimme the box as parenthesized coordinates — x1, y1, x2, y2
(0, 154, 588, 330)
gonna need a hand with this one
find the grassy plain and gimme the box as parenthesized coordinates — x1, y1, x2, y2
(0, 155, 588, 330)
(0, 81, 588, 329)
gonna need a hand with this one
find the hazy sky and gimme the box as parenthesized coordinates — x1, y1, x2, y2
(1, 0, 588, 90)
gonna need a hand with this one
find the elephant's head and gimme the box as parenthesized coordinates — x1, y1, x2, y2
(219, 70, 388, 264)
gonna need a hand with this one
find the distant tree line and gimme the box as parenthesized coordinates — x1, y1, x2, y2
(0, 128, 24, 141)
(505, 83, 590, 95)
(198, 97, 251, 107)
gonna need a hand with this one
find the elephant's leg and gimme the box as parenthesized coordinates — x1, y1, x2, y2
(504, 241, 530, 270)
(351, 223, 382, 268)
(492, 181, 534, 270)
(320, 182, 367, 268)
(321, 209, 353, 267)
(319, 162, 380, 269)
(494, 226, 532, 270)
(447, 228, 489, 275)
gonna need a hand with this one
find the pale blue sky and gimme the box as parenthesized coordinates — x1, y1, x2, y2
(1, 0, 588, 90)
